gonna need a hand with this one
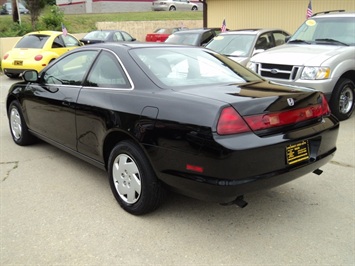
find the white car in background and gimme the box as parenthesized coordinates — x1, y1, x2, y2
(152, 0, 198, 11)
(206, 28, 290, 66)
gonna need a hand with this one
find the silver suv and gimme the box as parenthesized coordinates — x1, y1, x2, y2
(248, 11, 355, 120)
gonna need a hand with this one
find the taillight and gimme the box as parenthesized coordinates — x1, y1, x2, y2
(320, 94, 331, 116)
(245, 95, 331, 131)
(217, 95, 330, 135)
(3, 53, 9, 60)
(217, 107, 250, 135)
(34, 55, 43, 61)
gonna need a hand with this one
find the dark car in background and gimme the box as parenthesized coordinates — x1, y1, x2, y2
(1, 2, 29, 15)
(80, 30, 136, 45)
(6, 43, 339, 215)
(206, 28, 290, 66)
(165, 28, 219, 46)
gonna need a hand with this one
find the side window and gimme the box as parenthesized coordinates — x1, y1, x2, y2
(273, 32, 288, 46)
(121, 31, 133, 41)
(63, 35, 81, 47)
(201, 32, 214, 45)
(114, 32, 123, 41)
(86, 51, 131, 89)
(52, 36, 65, 48)
(255, 34, 271, 50)
(43, 50, 98, 85)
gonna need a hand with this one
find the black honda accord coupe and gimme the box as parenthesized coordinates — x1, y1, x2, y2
(6, 43, 339, 215)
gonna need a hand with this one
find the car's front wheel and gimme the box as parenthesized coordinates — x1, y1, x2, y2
(8, 101, 36, 146)
(169, 6, 176, 11)
(192, 6, 198, 11)
(330, 78, 354, 121)
(108, 140, 164, 215)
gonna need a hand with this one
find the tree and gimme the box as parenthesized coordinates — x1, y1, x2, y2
(27, 0, 46, 29)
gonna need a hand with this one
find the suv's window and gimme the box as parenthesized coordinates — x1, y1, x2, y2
(290, 17, 355, 45)
(15, 34, 50, 49)
(273, 32, 288, 46)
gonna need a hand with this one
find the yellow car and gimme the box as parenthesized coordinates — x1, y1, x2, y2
(2, 31, 83, 78)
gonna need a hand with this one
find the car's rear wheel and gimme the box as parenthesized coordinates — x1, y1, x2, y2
(8, 101, 36, 146)
(108, 140, 164, 215)
(169, 6, 176, 11)
(329, 78, 354, 121)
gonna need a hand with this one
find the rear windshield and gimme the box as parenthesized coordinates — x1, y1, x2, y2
(15, 34, 50, 49)
(130, 47, 262, 88)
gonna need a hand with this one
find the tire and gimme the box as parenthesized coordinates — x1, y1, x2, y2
(192, 6, 198, 11)
(169, 6, 176, 11)
(8, 101, 36, 146)
(108, 140, 164, 215)
(329, 78, 355, 121)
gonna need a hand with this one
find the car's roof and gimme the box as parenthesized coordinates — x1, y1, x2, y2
(25, 31, 62, 35)
(80, 42, 203, 52)
(172, 29, 216, 34)
(219, 28, 287, 35)
(89, 30, 123, 32)
(311, 10, 355, 18)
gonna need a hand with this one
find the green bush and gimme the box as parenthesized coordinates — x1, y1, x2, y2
(40, 5, 65, 31)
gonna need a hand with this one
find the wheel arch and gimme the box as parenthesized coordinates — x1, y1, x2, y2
(6, 95, 19, 116)
(102, 130, 149, 171)
(339, 70, 355, 84)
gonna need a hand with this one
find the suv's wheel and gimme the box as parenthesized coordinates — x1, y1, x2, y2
(8, 101, 36, 145)
(169, 6, 176, 11)
(192, 6, 198, 11)
(330, 78, 354, 121)
(108, 140, 164, 215)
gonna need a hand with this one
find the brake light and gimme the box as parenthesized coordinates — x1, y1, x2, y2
(217, 107, 250, 135)
(34, 55, 43, 61)
(3, 53, 9, 60)
(245, 95, 331, 131)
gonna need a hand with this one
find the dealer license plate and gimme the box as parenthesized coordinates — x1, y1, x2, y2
(14, 60, 23, 66)
(286, 140, 310, 165)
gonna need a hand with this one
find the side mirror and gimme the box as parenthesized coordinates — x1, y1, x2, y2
(22, 70, 39, 82)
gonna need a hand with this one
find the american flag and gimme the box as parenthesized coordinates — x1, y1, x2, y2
(306, 0, 313, 19)
(62, 23, 68, 36)
(221, 19, 227, 32)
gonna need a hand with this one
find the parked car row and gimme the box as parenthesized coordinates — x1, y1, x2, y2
(0, 2, 29, 15)
(1, 30, 137, 79)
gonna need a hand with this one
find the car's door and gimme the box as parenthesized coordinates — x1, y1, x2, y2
(76, 50, 132, 162)
(24, 50, 98, 150)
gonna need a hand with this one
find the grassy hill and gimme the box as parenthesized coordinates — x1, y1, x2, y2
(0, 10, 203, 37)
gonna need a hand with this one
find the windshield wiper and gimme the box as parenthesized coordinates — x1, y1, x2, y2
(288, 39, 311, 44)
(315, 38, 349, 46)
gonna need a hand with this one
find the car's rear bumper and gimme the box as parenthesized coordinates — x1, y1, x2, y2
(159, 147, 335, 203)
(151, 115, 339, 203)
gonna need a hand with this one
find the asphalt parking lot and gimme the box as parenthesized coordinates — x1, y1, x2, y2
(0, 72, 354, 265)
